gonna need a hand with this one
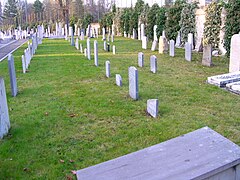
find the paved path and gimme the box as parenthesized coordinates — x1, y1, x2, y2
(0, 39, 28, 62)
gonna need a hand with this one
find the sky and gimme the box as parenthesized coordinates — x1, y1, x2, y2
(1, 0, 162, 7)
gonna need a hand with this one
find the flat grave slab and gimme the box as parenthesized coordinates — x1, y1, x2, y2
(207, 71, 240, 88)
(226, 81, 240, 95)
(76, 127, 240, 180)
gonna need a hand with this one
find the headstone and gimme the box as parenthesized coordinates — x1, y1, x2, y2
(104, 41, 107, 51)
(113, 45, 116, 55)
(229, 34, 240, 73)
(0, 77, 10, 139)
(106, 61, 110, 78)
(80, 44, 83, 53)
(70, 27, 74, 46)
(75, 38, 79, 50)
(128, 66, 138, 100)
(153, 25, 158, 41)
(185, 42, 192, 62)
(132, 29, 137, 39)
(188, 33, 194, 50)
(8, 54, 18, 97)
(116, 74, 122, 87)
(202, 44, 212, 67)
(159, 36, 164, 54)
(151, 40, 157, 51)
(138, 26, 141, 40)
(124, 31, 127, 38)
(22, 55, 26, 73)
(163, 37, 168, 52)
(87, 38, 91, 60)
(107, 43, 110, 52)
(142, 36, 147, 49)
(138, 52, 144, 67)
(169, 40, 175, 57)
(84, 48, 87, 57)
(226, 81, 240, 94)
(175, 31, 181, 47)
(207, 71, 240, 87)
(141, 24, 145, 40)
(147, 99, 159, 118)
(150, 55, 157, 73)
(94, 40, 98, 66)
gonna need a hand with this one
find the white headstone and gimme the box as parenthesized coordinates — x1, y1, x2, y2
(169, 40, 175, 57)
(175, 31, 181, 47)
(84, 48, 87, 57)
(80, 44, 83, 53)
(185, 42, 192, 61)
(147, 99, 159, 118)
(128, 66, 138, 100)
(229, 34, 240, 73)
(81, 32, 84, 40)
(133, 29, 137, 39)
(87, 38, 91, 60)
(142, 36, 147, 49)
(141, 24, 145, 40)
(22, 55, 26, 73)
(106, 61, 110, 78)
(138, 52, 144, 67)
(0, 77, 10, 139)
(159, 36, 164, 54)
(153, 25, 158, 41)
(116, 74, 122, 87)
(202, 45, 212, 67)
(103, 41, 107, 51)
(8, 54, 18, 97)
(138, 27, 141, 40)
(151, 40, 157, 51)
(113, 45, 116, 55)
(150, 55, 157, 73)
(75, 38, 79, 50)
(188, 33, 194, 50)
(102, 28, 106, 40)
(94, 40, 98, 66)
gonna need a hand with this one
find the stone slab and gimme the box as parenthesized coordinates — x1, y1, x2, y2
(138, 52, 144, 67)
(150, 55, 157, 73)
(87, 38, 91, 60)
(229, 34, 240, 73)
(142, 36, 147, 49)
(106, 61, 110, 78)
(185, 42, 192, 62)
(169, 40, 175, 57)
(207, 71, 240, 88)
(202, 45, 212, 67)
(147, 99, 158, 118)
(116, 74, 122, 87)
(8, 54, 18, 97)
(94, 40, 98, 66)
(76, 127, 240, 180)
(226, 81, 240, 95)
(128, 66, 138, 100)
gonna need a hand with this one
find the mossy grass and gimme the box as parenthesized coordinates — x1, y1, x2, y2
(0, 36, 239, 179)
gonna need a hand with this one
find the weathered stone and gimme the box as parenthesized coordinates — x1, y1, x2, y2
(159, 36, 164, 54)
(113, 45, 116, 55)
(153, 25, 158, 41)
(103, 41, 107, 51)
(188, 33, 194, 49)
(0, 77, 10, 139)
(185, 42, 192, 62)
(84, 48, 87, 57)
(151, 40, 157, 51)
(21, 55, 26, 73)
(87, 38, 91, 60)
(70, 27, 74, 46)
(207, 71, 240, 87)
(102, 28, 106, 40)
(141, 24, 145, 39)
(80, 44, 83, 53)
(150, 55, 157, 73)
(75, 38, 79, 50)
(138, 52, 144, 67)
(229, 34, 240, 73)
(169, 40, 175, 57)
(142, 36, 147, 49)
(128, 66, 138, 100)
(8, 54, 18, 97)
(116, 74, 122, 87)
(175, 31, 181, 47)
(94, 40, 98, 66)
(106, 61, 110, 78)
(202, 44, 212, 67)
(147, 99, 159, 118)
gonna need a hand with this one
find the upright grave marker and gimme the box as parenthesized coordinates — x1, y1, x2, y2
(103, 41, 107, 51)
(138, 52, 144, 67)
(113, 45, 116, 55)
(188, 33, 194, 49)
(142, 36, 147, 49)
(128, 66, 139, 100)
(159, 36, 164, 54)
(70, 27, 74, 46)
(94, 40, 98, 66)
(8, 54, 18, 97)
(116, 74, 122, 87)
(169, 40, 175, 57)
(147, 99, 159, 118)
(202, 44, 212, 67)
(185, 42, 192, 62)
(106, 61, 110, 78)
(21, 55, 26, 73)
(150, 55, 157, 73)
(0, 77, 10, 139)
(87, 38, 91, 60)
(75, 38, 79, 50)
(80, 44, 83, 53)
(229, 34, 240, 73)
(151, 40, 157, 51)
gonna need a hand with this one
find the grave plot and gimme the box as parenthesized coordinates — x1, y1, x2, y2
(226, 81, 240, 95)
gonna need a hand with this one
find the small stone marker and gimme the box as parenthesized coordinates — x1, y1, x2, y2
(169, 40, 175, 57)
(188, 33, 194, 49)
(150, 55, 157, 73)
(21, 55, 26, 73)
(94, 40, 98, 66)
(75, 38, 79, 50)
(116, 74, 122, 87)
(84, 48, 87, 57)
(202, 44, 212, 67)
(8, 54, 18, 97)
(185, 42, 192, 62)
(142, 36, 147, 49)
(229, 34, 240, 73)
(138, 52, 144, 67)
(128, 66, 138, 100)
(87, 38, 91, 60)
(147, 99, 159, 118)
(0, 77, 10, 139)
(113, 45, 116, 55)
(153, 25, 158, 41)
(103, 41, 107, 51)
(175, 31, 181, 47)
(106, 61, 110, 78)
(159, 36, 164, 54)
(80, 43, 83, 53)
(151, 40, 157, 51)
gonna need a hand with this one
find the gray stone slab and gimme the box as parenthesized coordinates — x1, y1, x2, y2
(70, 27, 74, 46)
(150, 55, 157, 73)
(226, 81, 240, 95)
(169, 40, 175, 57)
(142, 36, 147, 49)
(84, 48, 87, 57)
(87, 38, 91, 60)
(8, 54, 18, 97)
(151, 40, 157, 51)
(147, 99, 158, 118)
(138, 52, 144, 67)
(185, 42, 192, 62)
(112, 45, 116, 55)
(21, 55, 26, 73)
(106, 61, 110, 78)
(94, 40, 98, 66)
(76, 127, 240, 180)
(80, 44, 83, 53)
(116, 74, 122, 87)
(103, 41, 107, 51)
(202, 45, 212, 67)
(0, 77, 10, 139)
(207, 71, 240, 88)
(128, 66, 138, 100)
(229, 34, 240, 73)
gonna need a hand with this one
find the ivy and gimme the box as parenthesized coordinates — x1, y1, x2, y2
(224, 0, 240, 57)
(203, 1, 223, 49)
(179, 2, 198, 44)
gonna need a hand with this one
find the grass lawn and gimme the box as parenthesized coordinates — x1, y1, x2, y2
(0, 36, 239, 179)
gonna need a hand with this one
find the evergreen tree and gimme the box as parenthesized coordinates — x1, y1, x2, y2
(33, 0, 44, 21)
(3, 0, 18, 27)
(156, 7, 167, 38)
(146, 3, 160, 40)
